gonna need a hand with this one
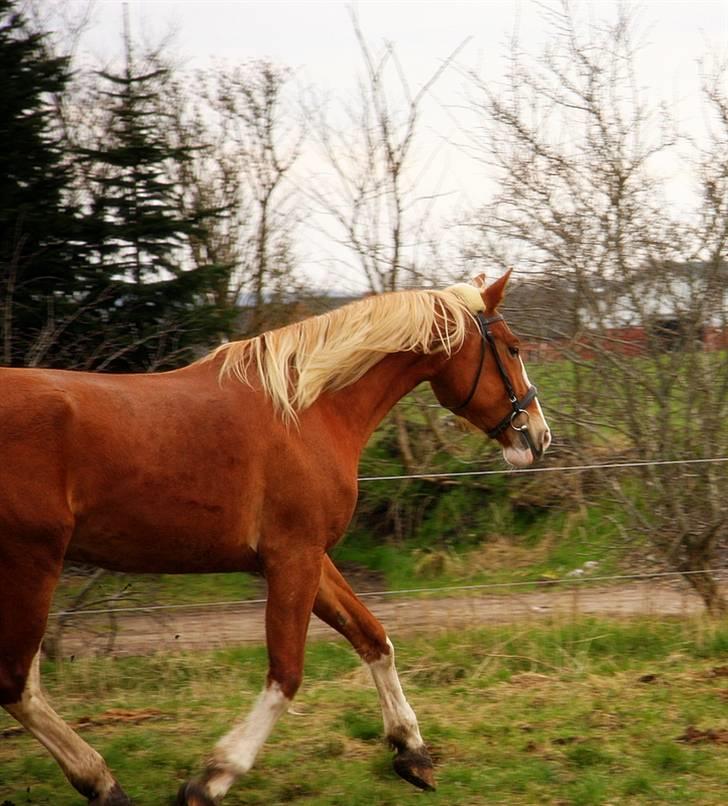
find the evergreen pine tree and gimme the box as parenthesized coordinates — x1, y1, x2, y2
(0, 0, 83, 366)
(78, 30, 234, 371)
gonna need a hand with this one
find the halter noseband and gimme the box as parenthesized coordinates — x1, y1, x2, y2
(449, 312, 540, 455)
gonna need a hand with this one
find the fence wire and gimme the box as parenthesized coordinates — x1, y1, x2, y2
(45, 568, 728, 659)
(357, 455, 728, 482)
(49, 567, 728, 619)
(45, 455, 728, 657)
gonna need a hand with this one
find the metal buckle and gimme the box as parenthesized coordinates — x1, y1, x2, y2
(510, 408, 530, 431)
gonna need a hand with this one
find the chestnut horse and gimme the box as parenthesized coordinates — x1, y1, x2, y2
(0, 271, 550, 805)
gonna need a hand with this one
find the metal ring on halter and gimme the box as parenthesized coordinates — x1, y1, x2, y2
(510, 408, 530, 431)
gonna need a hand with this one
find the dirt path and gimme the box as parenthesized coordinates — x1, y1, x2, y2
(45, 580, 716, 659)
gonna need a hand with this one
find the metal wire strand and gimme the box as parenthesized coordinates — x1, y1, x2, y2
(357, 456, 728, 482)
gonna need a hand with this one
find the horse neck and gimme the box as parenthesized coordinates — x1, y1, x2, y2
(320, 348, 445, 449)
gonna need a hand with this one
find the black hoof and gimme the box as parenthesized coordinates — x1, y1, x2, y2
(89, 782, 133, 806)
(176, 781, 218, 806)
(392, 746, 436, 791)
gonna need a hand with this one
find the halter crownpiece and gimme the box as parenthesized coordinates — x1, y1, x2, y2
(449, 311, 541, 457)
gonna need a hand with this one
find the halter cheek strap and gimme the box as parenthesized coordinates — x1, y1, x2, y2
(449, 312, 540, 454)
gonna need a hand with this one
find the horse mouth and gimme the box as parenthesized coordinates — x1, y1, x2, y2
(502, 423, 550, 467)
(503, 444, 535, 468)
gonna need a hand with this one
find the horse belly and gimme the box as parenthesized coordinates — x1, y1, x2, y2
(67, 489, 262, 574)
(66, 439, 265, 573)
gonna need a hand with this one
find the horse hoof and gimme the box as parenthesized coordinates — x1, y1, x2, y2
(176, 781, 218, 806)
(392, 746, 436, 791)
(89, 782, 133, 805)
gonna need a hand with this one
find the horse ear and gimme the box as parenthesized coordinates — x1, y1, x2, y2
(472, 273, 487, 291)
(483, 268, 513, 311)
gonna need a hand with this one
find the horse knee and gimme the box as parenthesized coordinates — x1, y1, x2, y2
(267, 668, 301, 699)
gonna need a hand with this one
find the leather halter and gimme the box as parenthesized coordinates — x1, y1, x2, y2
(449, 312, 540, 455)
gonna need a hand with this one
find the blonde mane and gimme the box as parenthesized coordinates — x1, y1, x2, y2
(207, 284, 485, 422)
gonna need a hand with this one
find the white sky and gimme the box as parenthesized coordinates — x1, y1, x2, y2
(77, 1, 728, 291)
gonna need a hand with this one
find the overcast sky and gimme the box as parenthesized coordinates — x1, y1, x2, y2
(78, 1, 728, 290)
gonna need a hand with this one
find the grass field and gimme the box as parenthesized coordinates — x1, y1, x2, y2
(2, 617, 727, 805)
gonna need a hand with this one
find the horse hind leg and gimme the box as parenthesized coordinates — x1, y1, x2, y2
(3, 651, 131, 805)
(0, 529, 131, 805)
(313, 555, 435, 790)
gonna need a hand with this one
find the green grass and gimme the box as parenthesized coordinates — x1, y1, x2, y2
(2, 618, 727, 805)
(332, 499, 625, 592)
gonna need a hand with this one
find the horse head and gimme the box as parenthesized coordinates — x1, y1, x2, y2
(431, 270, 551, 467)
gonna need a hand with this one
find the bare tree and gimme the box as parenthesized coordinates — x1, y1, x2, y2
(167, 61, 306, 336)
(299, 12, 469, 486)
(464, 1, 727, 612)
(304, 10, 465, 293)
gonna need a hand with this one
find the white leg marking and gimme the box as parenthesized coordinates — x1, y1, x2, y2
(4, 651, 116, 797)
(206, 681, 290, 799)
(367, 638, 424, 750)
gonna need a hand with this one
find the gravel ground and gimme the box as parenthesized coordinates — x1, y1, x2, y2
(44, 579, 721, 659)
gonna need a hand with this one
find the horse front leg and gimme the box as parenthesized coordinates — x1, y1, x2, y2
(313, 555, 435, 790)
(178, 549, 323, 806)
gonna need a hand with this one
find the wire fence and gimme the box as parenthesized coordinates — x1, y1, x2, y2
(47, 567, 728, 618)
(357, 455, 728, 482)
(45, 568, 728, 659)
(44, 455, 728, 658)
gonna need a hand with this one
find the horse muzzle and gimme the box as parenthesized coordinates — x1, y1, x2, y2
(503, 419, 551, 467)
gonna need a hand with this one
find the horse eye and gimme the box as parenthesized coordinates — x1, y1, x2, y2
(509, 346, 520, 357)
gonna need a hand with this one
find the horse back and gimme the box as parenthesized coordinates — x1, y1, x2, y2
(0, 365, 358, 573)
